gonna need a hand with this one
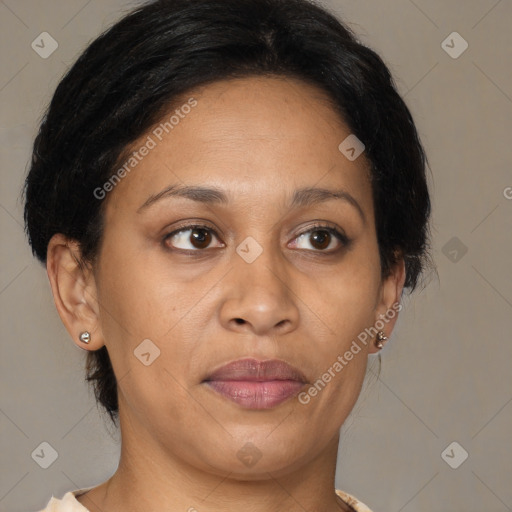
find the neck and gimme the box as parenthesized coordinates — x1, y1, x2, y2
(78, 405, 349, 512)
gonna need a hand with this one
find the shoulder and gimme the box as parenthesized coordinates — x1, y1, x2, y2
(335, 489, 374, 512)
(39, 487, 370, 512)
(37, 489, 91, 512)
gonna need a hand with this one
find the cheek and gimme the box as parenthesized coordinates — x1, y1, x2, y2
(295, 239, 381, 403)
(95, 239, 198, 337)
(93, 237, 216, 395)
(93, 253, 203, 423)
(305, 240, 382, 340)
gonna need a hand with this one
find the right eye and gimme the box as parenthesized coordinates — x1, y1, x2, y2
(163, 224, 224, 251)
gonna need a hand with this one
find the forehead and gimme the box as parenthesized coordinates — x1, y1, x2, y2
(105, 75, 373, 216)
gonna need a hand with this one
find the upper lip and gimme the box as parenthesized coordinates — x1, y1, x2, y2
(204, 358, 307, 383)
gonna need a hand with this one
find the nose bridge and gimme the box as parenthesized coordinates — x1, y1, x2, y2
(240, 239, 286, 293)
(220, 234, 299, 335)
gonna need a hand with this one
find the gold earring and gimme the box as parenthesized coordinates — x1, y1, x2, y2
(375, 331, 387, 349)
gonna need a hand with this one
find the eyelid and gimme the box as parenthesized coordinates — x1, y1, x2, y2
(294, 221, 349, 242)
(291, 221, 351, 251)
(162, 222, 224, 251)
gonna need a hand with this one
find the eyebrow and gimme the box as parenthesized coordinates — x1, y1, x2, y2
(137, 184, 366, 223)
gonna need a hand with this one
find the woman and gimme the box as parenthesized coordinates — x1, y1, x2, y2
(24, 0, 431, 510)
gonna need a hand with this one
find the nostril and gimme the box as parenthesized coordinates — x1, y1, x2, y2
(234, 318, 245, 325)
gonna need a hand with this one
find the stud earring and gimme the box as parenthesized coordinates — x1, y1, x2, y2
(79, 331, 91, 344)
(375, 331, 387, 349)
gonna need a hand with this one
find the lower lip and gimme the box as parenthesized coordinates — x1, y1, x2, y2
(204, 380, 305, 409)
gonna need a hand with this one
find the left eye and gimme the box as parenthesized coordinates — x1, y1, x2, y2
(291, 226, 348, 252)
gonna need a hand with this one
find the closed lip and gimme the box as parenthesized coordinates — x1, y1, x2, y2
(203, 358, 308, 383)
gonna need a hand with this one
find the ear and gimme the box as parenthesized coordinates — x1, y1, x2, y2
(46, 233, 105, 351)
(367, 256, 406, 354)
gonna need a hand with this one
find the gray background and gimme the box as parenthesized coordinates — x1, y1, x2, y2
(1, 1, 511, 511)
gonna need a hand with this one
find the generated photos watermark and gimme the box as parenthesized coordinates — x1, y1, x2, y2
(297, 301, 402, 405)
(93, 97, 198, 200)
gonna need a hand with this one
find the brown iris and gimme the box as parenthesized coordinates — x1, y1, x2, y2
(309, 230, 331, 250)
(190, 228, 213, 249)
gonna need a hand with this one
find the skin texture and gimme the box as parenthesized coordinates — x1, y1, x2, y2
(47, 76, 405, 512)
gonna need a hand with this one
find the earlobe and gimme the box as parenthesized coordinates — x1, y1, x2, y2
(46, 234, 105, 350)
(368, 257, 406, 354)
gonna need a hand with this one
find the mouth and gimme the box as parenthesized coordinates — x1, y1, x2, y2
(202, 358, 308, 409)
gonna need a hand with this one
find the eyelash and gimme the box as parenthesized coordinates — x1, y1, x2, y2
(162, 221, 351, 254)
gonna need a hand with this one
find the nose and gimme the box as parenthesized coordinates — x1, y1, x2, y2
(219, 245, 300, 337)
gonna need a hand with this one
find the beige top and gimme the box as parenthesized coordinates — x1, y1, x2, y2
(38, 487, 374, 512)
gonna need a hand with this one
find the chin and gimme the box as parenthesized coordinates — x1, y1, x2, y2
(192, 436, 315, 480)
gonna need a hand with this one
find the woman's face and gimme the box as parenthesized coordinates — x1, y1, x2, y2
(61, 76, 404, 478)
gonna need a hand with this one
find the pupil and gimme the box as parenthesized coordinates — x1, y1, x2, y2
(312, 230, 329, 249)
(192, 228, 211, 248)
